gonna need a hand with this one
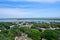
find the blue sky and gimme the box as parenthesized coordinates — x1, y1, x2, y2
(0, 0, 60, 18)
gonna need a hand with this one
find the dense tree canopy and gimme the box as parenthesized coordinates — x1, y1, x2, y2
(42, 30, 60, 40)
(0, 22, 60, 40)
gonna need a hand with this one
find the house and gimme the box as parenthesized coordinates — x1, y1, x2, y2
(0, 30, 1, 32)
(15, 33, 32, 40)
(10, 25, 14, 29)
(42, 38, 46, 40)
(18, 22, 33, 28)
(58, 37, 60, 40)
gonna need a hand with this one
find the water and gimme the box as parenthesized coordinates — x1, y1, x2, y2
(0, 20, 60, 22)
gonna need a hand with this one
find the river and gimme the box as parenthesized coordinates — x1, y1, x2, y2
(0, 20, 60, 22)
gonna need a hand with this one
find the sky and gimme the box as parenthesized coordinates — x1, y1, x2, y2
(0, 0, 60, 18)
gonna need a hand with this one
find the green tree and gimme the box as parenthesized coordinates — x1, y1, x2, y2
(27, 29, 41, 40)
(42, 30, 58, 40)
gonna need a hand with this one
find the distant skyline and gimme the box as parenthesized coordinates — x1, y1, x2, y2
(0, 0, 60, 18)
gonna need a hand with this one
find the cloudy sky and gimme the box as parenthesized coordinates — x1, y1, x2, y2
(0, 0, 60, 18)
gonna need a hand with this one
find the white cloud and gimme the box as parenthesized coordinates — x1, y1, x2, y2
(0, 8, 60, 18)
(0, 8, 31, 15)
(0, 8, 41, 18)
(4, 0, 60, 2)
(0, 8, 32, 18)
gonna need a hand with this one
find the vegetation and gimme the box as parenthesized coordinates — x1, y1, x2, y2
(0, 22, 60, 40)
(42, 30, 60, 40)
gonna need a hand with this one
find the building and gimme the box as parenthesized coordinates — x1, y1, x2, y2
(15, 33, 32, 40)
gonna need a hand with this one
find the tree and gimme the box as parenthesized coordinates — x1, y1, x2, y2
(27, 29, 41, 40)
(42, 30, 58, 40)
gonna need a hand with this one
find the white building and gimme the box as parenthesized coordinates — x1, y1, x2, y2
(0, 30, 2, 32)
